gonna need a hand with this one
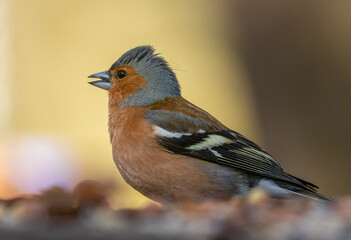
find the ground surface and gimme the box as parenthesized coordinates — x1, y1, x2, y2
(0, 181, 349, 240)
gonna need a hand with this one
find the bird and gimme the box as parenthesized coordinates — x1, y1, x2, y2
(88, 46, 329, 203)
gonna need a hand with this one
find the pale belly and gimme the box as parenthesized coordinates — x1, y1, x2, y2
(112, 149, 253, 202)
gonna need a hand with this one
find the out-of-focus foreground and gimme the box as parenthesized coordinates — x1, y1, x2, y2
(0, 0, 350, 210)
(0, 183, 349, 240)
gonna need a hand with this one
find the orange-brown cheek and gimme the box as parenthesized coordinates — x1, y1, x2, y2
(109, 75, 147, 103)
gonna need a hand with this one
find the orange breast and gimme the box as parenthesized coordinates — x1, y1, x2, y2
(107, 105, 238, 202)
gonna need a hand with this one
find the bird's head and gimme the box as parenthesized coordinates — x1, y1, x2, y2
(89, 46, 180, 107)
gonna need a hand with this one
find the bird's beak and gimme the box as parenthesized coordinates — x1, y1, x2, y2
(88, 71, 112, 90)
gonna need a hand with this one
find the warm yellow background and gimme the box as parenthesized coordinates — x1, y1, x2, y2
(0, 0, 259, 208)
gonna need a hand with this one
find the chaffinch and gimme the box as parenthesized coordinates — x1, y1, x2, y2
(88, 46, 329, 203)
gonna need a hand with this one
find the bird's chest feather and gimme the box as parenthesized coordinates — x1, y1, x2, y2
(108, 106, 156, 186)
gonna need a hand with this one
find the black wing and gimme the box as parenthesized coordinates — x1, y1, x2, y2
(145, 107, 318, 192)
(156, 129, 318, 192)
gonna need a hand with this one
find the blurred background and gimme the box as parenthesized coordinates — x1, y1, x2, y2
(0, 0, 350, 208)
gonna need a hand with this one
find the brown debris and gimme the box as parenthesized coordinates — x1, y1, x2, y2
(0, 181, 348, 240)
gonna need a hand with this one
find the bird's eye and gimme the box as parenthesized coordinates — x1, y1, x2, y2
(117, 70, 127, 79)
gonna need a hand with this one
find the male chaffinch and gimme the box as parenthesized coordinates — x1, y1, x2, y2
(88, 46, 329, 203)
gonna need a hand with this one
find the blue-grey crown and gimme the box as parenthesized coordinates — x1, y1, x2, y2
(111, 46, 163, 69)
(111, 46, 181, 107)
